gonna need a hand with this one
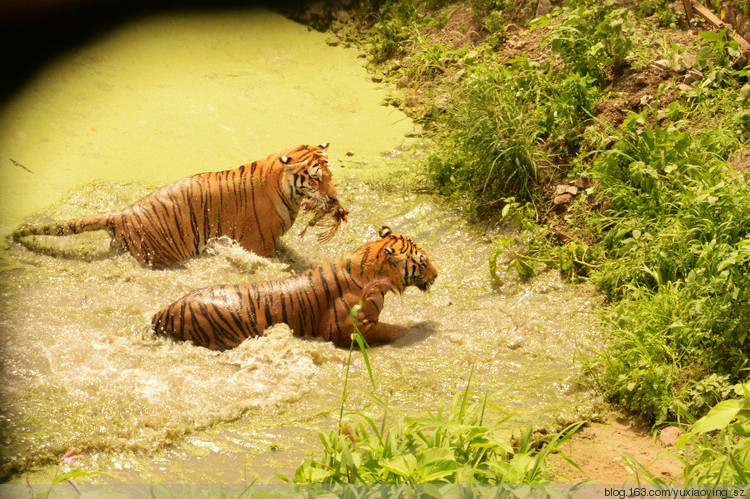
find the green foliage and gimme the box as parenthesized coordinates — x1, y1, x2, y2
(537, 0, 633, 85)
(677, 383, 750, 484)
(471, 0, 512, 16)
(366, 1, 418, 62)
(427, 54, 602, 211)
(691, 28, 743, 89)
(427, 63, 544, 208)
(590, 105, 750, 423)
(637, 0, 685, 29)
(489, 198, 602, 282)
(483, 10, 508, 48)
(293, 372, 582, 484)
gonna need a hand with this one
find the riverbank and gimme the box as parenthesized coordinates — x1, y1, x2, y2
(285, 0, 750, 484)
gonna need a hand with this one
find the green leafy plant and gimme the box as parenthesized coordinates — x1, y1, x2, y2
(427, 63, 545, 210)
(26, 449, 100, 498)
(289, 289, 583, 484)
(694, 28, 742, 88)
(677, 383, 750, 483)
(537, 0, 633, 85)
(483, 10, 508, 48)
(590, 102, 750, 423)
(293, 368, 583, 484)
(366, 1, 418, 62)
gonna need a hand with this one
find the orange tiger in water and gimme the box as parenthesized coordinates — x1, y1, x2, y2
(12, 144, 346, 266)
(151, 226, 438, 350)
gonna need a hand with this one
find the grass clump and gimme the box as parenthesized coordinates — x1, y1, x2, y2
(588, 102, 750, 423)
(293, 372, 581, 484)
(427, 63, 544, 209)
(536, 0, 633, 85)
(289, 304, 581, 485)
(427, 55, 601, 211)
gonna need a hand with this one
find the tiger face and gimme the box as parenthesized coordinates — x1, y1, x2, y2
(377, 226, 438, 293)
(280, 143, 338, 213)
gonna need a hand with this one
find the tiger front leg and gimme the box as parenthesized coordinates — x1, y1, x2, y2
(353, 292, 410, 345)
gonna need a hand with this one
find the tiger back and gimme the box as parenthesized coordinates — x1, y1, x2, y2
(151, 226, 438, 350)
(12, 143, 343, 266)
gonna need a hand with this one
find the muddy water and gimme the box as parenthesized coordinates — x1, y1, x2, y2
(0, 8, 603, 484)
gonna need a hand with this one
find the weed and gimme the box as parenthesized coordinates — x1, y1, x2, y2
(293, 367, 583, 484)
(366, 1, 418, 62)
(536, 0, 633, 85)
(25, 449, 99, 498)
(637, 0, 685, 29)
(483, 10, 508, 48)
(691, 29, 743, 89)
(427, 63, 544, 209)
(677, 382, 750, 484)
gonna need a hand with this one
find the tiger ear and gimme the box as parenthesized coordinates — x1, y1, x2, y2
(379, 226, 392, 238)
(318, 143, 329, 150)
(280, 156, 291, 164)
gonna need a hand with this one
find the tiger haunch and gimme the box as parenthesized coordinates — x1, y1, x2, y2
(11, 143, 344, 266)
(151, 226, 438, 350)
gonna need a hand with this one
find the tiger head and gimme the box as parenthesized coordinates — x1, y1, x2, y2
(279, 143, 339, 213)
(371, 226, 438, 294)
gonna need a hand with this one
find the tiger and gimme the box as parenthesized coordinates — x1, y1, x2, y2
(151, 226, 438, 350)
(11, 143, 345, 266)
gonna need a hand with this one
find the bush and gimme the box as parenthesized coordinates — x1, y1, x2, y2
(293, 374, 582, 484)
(591, 108, 750, 423)
(677, 383, 750, 484)
(427, 64, 544, 209)
(537, 0, 633, 85)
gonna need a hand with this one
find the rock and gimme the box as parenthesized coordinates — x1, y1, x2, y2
(553, 193, 573, 206)
(681, 52, 696, 70)
(345, 151, 355, 157)
(573, 178, 590, 189)
(396, 75, 410, 88)
(434, 93, 450, 111)
(683, 69, 702, 85)
(371, 75, 383, 83)
(659, 426, 683, 447)
(555, 184, 579, 196)
(553, 184, 578, 207)
(678, 83, 694, 92)
(639, 94, 653, 107)
(536, 0, 553, 17)
(653, 59, 671, 71)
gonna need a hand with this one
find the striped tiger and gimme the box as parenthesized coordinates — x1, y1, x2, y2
(11, 143, 345, 266)
(151, 226, 438, 350)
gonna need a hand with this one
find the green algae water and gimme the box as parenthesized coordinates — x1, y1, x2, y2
(0, 8, 603, 484)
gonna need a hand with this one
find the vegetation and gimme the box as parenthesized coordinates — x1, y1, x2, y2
(303, 0, 750, 485)
(289, 307, 582, 484)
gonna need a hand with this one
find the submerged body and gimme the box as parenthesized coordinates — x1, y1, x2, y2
(12, 144, 343, 265)
(152, 227, 438, 350)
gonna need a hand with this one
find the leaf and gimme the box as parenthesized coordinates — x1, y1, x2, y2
(53, 469, 101, 483)
(690, 399, 743, 434)
(352, 333, 376, 389)
(380, 454, 417, 478)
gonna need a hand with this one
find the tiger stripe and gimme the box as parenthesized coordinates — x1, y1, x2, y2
(11, 144, 342, 266)
(151, 226, 439, 350)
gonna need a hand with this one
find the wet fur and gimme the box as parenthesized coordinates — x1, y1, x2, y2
(151, 227, 438, 350)
(12, 144, 340, 266)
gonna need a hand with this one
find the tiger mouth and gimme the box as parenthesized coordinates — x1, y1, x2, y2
(415, 277, 435, 292)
